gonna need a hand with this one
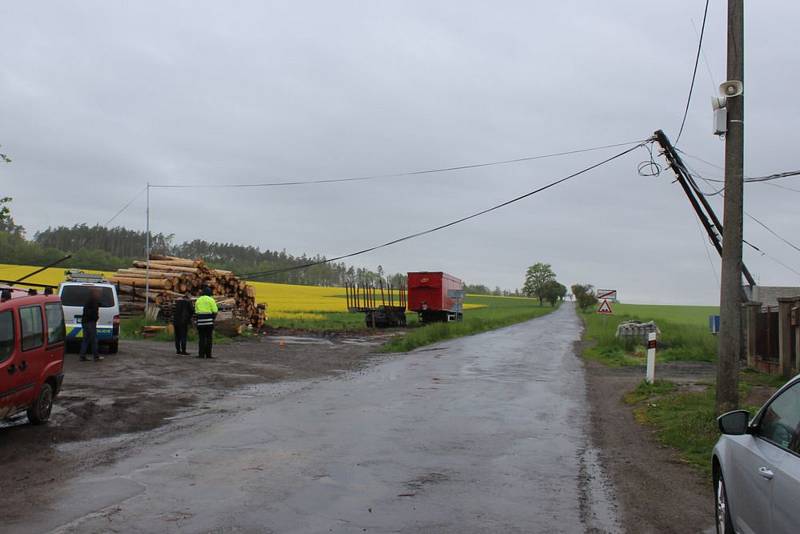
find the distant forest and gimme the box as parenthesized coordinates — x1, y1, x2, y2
(0, 202, 509, 291)
(1, 222, 388, 286)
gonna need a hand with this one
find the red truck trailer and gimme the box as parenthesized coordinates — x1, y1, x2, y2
(407, 272, 465, 323)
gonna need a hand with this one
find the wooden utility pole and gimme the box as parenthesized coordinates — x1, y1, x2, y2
(717, 0, 745, 414)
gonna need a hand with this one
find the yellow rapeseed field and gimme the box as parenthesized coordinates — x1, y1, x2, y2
(0, 264, 484, 320)
(0, 264, 112, 287)
(250, 282, 349, 312)
(249, 281, 483, 315)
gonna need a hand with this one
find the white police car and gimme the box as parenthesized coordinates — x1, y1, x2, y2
(58, 272, 120, 354)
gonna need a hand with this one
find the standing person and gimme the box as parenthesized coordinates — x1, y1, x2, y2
(173, 292, 193, 355)
(194, 286, 218, 359)
(79, 288, 103, 362)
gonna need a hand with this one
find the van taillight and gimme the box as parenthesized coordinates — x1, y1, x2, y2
(113, 315, 120, 326)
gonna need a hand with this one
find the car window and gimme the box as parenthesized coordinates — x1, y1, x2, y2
(758, 382, 800, 454)
(19, 305, 44, 351)
(0, 311, 13, 363)
(60, 286, 115, 307)
(45, 303, 65, 345)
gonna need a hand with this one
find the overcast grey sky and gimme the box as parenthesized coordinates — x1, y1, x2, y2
(2, 1, 798, 304)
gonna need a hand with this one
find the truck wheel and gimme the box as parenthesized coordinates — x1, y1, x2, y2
(27, 383, 54, 425)
(109, 341, 119, 354)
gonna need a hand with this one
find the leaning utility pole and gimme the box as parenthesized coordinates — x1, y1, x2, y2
(717, 0, 744, 414)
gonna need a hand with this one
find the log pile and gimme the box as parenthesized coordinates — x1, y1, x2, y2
(109, 255, 266, 329)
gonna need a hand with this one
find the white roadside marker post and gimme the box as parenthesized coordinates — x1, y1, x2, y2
(646, 332, 657, 384)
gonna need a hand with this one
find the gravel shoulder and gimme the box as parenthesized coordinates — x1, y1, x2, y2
(582, 346, 715, 534)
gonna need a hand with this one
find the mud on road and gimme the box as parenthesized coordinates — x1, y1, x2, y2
(0, 332, 391, 522)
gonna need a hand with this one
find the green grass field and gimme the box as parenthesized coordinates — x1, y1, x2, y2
(581, 302, 719, 366)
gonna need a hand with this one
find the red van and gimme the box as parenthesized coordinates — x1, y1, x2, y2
(0, 286, 65, 424)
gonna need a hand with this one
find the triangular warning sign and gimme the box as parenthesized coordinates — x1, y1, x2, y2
(597, 299, 613, 315)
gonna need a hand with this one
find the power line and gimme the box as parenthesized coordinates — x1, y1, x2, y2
(743, 169, 800, 183)
(685, 166, 800, 261)
(149, 140, 647, 189)
(240, 142, 647, 279)
(752, 248, 800, 279)
(692, 210, 720, 285)
(676, 149, 724, 171)
(745, 211, 800, 255)
(691, 17, 719, 92)
(102, 186, 148, 227)
(762, 181, 800, 194)
(653, 141, 799, 282)
(675, 0, 711, 145)
(676, 149, 800, 185)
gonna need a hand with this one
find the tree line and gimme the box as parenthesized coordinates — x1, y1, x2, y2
(0, 198, 500, 290)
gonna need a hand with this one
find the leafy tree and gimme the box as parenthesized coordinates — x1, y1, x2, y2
(523, 263, 557, 305)
(541, 280, 567, 306)
(571, 284, 598, 311)
(0, 197, 24, 237)
(464, 283, 491, 295)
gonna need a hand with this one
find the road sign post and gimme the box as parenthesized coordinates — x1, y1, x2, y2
(597, 300, 613, 315)
(448, 289, 465, 321)
(596, 289, 618, 302)
(646, 332, 657, 384)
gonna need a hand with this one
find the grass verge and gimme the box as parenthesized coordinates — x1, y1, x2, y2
(624, 373, 787, 478)
(382, 295, 555, 352)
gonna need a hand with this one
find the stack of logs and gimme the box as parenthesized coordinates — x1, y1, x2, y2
(109, 255, 266, 330)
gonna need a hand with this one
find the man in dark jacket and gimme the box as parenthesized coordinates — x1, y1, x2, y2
(173, 292, 193, 355)
(79, 288, 102, 362)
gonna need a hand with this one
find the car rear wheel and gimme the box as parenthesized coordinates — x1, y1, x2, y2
(27, 383, 54, 425)
(109, 340, 119, 354)
(716, 473, 734, 534)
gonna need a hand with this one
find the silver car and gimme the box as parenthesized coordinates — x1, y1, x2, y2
(713, 375, 800, 534)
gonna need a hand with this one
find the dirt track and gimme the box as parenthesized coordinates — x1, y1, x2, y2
(0, 333, 391, 522)
(584, 354, 716, 534)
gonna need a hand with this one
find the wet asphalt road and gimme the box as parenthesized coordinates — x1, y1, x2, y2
(15, 303, 619, 533)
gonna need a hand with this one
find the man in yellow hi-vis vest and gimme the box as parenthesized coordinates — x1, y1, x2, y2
(194, 287, 218, 359)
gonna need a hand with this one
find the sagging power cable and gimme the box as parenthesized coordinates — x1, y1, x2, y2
(675, 0, 710, 145)
(675, 148, 800, 185)
(149, 140, 648, 189)
(239, 141, 648, 279)
(102, 186, 148, 227)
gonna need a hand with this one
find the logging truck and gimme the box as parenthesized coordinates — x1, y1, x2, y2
(346, 271, 465, 327)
